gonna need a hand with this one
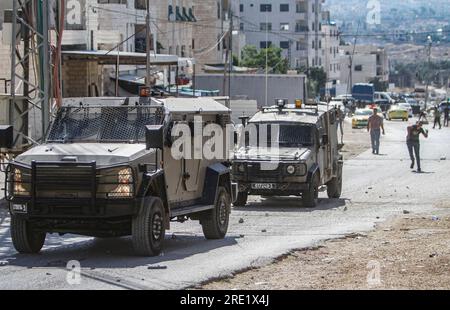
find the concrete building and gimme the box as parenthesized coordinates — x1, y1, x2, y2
(233, 0, 325, 69)
(339, 45, 389, 86)
(192, 0, 227, 69)
(321, 16, 340, 83)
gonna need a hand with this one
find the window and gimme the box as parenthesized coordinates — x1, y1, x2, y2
(280, 41, 290, 49)
(260, 41, 272, 49)
(240, 4, 244, 12)
(168, 5, 174, 21)
(312, 40, 315, 49)
(260, 23, 272, 31)
(260, 4, 272, 12)
(240, 23, 244, 31)
(134, 0, 145, 9)
(99, 0, 127, 4)
(319, 40, 322, 49)
(280, 4, 289, 12)
(280, 23, 289, 31)
(355, 65, 363, 71)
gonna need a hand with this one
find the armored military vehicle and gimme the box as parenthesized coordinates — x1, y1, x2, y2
(232, 99, 343, 208)
(0, 95, 236, 256)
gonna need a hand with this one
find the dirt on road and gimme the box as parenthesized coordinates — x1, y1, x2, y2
(340, 120, 372, 160)
(200, 208, 450, 290)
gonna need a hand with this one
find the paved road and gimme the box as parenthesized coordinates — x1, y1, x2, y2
(1, 119, 450, 289)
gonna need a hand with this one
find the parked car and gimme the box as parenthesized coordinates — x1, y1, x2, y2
(387, 105, 409, 121)
(352, 108, 373, 129)
(398, 102, 413, 117)
(374, 92, 395, 104)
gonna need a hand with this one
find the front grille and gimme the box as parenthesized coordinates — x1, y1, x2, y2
(247, 163, 281, 180)
(32, 161, 96, 205)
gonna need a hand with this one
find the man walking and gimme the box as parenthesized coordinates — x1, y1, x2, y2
(433, 106, 442, 129)
(367, 108, 385, 155)
(444, 105, 449, 127)
(407, 121, 428, 173)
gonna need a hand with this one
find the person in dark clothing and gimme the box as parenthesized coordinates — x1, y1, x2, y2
(444, 106, 449, 127)
(433, 106, 442, 129)
(407, 121, 429, 173)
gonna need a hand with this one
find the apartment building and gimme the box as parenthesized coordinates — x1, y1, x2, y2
(339, 45, 389, 85)
(321, 17, 341, 83)
(233, 0, 325, 69)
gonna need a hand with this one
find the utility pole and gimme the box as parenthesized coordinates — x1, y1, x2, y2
(146, 0, 152, 89)
(228, 7, 233, 101)
(424, 36, 432, 110)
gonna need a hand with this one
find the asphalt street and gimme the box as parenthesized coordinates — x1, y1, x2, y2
(1, 118, 449, 289)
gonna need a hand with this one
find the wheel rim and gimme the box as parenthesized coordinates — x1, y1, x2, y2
(218, 197, 228, 226)
(152, 213, 163, 241)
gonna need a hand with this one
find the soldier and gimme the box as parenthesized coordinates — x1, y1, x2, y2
(367, 108, 385, 155)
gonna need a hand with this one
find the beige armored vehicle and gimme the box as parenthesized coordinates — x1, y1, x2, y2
(232, 99, 343, 208)
(0, 96, 236, 256)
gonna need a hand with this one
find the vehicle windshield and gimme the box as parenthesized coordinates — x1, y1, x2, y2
(247, 123, 315, 148)
(47, 106, 164, 143)
(355, 109, 373, 116)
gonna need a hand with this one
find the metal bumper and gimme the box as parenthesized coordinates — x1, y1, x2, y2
(8, 197, 141, 219)
(238, 182, 309, 196)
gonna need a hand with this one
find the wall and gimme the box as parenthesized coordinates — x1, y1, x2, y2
(192, 0, 223, 69)
(195, 74, 306, 108)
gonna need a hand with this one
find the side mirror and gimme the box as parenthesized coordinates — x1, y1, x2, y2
(145, 125, 164, 150)
(0, 125, 13, 149)
(321, 134, 329, 146)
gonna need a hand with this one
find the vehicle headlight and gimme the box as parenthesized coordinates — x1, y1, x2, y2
(108, 168, 134, 198)
(286, 165, 296, 175)
(98, 167, 134, 199)
(12, 167, 31, 197)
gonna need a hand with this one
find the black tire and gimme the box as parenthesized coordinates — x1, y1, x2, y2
(233, 192, 248, 207)
(201, 187, 231, 239)
(132, 197, 166, 256)
(327, 165, 343, 199)
(11, 215, 46, 254)
(303, 175, 319, 208)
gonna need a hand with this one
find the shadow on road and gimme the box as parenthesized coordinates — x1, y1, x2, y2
(3, 233, 239, 270)
(233, 197, 346, 213)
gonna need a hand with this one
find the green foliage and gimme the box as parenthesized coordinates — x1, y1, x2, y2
(304, 67, 327, 97)
(240, 45, 288, 74)
(369, 77, 389, 92)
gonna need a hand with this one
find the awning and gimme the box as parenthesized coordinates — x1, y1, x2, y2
(62, 50, 180, 66)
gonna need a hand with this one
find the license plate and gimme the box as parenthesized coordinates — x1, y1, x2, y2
(11, 204, 27, 213)
(251, 183, 276, 190)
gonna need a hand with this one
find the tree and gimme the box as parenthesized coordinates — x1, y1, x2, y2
(369, 77, 389, 92)
(240, 45, 288, 74)
(304, 67, 327, 97)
